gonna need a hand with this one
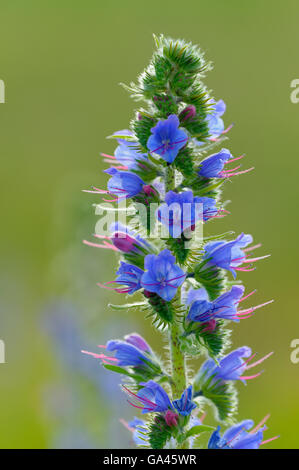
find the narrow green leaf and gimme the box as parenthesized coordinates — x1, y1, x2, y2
(107, 133, 137, 142)
(108, 302, 147, 310)
(185, 425, 215, 438)
(103, 364, 132, 377)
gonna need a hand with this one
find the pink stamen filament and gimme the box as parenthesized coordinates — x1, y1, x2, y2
(261, 436, 279, 446)
(223, 426, 246, 447)
(222, 123, 234, 134)
(119, 418, 132, 432)
(237, 299, 274, 316)
(110, 165, 128, 170)
(127, 401, 145, 410)
(81, 350, 105, 359)
(83, 189, 108, 194)
(228, 353, 257, 374)
(241, 371, 263, 381)
(81, 350, 118, 366)
(93, 234, 111, 240)
(221, 167, 254, 177)
(231, 256, 246, 263)
(243, 254, 270, 263)
(245, 351, 274, 370)
(250, 414, 270, 434)
(123, 386, 157, 409)
(211, 125, 234, 141)
(83, 239, 118, 251)
(221, 164, 242, 173)
(97, 282, 132, 294)
(225, 155, 244, 164)
(103, 240, 119, 250)
(83, 239, 111, 249)
(239, 289, 257, 303)
(101, 153, 116, 160)
(103, 197, 125, 202)
(91, 186, 107, 193)
(243, 243, 262, 252)
(234, 266, 256, 272)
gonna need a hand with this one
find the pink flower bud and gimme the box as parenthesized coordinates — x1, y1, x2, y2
(165, 410, 179, 427)
(179, 105, 196, 122)
(111, 232, 136, 253)
(202, 319, 217, 333)
(143, 185, 157, 197)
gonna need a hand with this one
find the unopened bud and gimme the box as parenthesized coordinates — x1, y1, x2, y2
(111, 232, 136, 253)
(179, 105, 196, 122)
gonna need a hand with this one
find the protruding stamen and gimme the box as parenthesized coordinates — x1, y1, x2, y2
(81, 349, 105, 359)
(241, 371, 263, 380)
(101, 153, 116, 160)
(261, 435, 279, 446)
(222, 123, 234, 134)
(238, 299, 274, 316)
(225, 154, 245, 164)
(239, 289, 257, 303)
(246, 351, 274, 370)
(83, 239, 118, 251)
(250, 414, 270, 433)
(119, 418, 132, 431)
(243, 254, 271, 263)
(235, 266, 256, 272)
(243, 243, 262, 253)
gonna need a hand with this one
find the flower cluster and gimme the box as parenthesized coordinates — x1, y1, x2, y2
(82, 35, 278, 449)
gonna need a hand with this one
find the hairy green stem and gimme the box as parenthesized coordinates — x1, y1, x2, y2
(165, 165, 187, 398)
(165, 165, 189, 449)
(169, 318, 186, 398)
(165, 165, 188, 448)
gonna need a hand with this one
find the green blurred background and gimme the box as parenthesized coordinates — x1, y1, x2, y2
(0, 0, 298, 448)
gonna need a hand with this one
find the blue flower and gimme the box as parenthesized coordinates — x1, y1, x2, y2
(147, 115, 188, 163)
(208, 421, 265, 449)
(203, 233, 254, 278)
(115, 262, 144, 294)
(157, 190, 218, 237)
(186, 288, 213, 323)
(82, 333, 161, 377)
(128, 416, 145, 428)
(126, 381, 197, 416)
(172, 385, 197, 416)
(105, 168, 144, 200)
(212, 285, 245, 321)
(187, 285, 245, 323)
(106, 340, 151, 367)
(194, 99, 226, 146)
(198, 346, 273, 387)
(198, 148, 232, 178)
(136, 380, 173, 414)
(203, 346, 252, 382)
(186, 286, 209, 305)
(115, 143, 148, 170)
(206, 99, 226, 139)
(128, 417, 147, 446)
(141, 249, 186, 301)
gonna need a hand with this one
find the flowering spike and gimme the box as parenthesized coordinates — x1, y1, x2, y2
(82, 35, 277, 450)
